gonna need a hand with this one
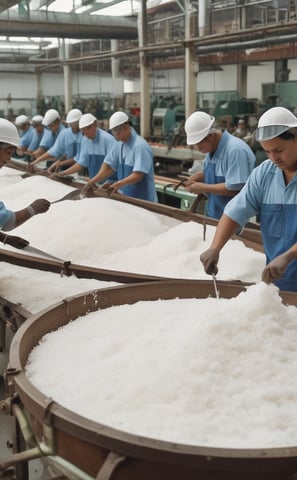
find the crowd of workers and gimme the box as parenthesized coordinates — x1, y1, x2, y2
(0, 104, 297, 292)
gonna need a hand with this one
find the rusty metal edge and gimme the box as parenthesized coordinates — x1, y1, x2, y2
(7, 280, 297, 474)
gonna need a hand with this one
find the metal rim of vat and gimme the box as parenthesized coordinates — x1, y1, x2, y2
(6, 280, 297, 478)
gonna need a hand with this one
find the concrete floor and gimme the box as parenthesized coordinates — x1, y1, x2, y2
(0, 326, 49, 480)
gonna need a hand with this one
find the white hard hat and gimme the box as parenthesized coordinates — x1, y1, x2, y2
(66, 108, 82, 124)
(79, 113, 97, 129)
(255, 107, 297, 141)
(42, 109, 60, 126)
(31, 115, 44, 126)
(0, 118, 20, 147)
(15, 114, 29, 127)
(185, 111, 216, 145)
(109, 111, 129, 130)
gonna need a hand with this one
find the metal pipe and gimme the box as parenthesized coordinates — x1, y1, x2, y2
(35, 31, 297, 72)
(12, 403, 37, 449)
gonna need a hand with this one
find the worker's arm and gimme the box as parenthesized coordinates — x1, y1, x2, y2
(184, 171, 204, 184)
(30, 147, 46, 160)
(1, 199, 50, 232)
(262, 243, 297, 284)
(0, 231, 29, 249)
(108, 171, 144, 192)
(54, 162, 83, 177)
(200, 214, 240, 275)
(47, 157, 75, 173)
(87, 163, 115, 187)
(30, 150, 53, 167)
(186, 182, 239, 197)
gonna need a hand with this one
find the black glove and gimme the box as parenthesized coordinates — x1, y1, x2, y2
(200, 249, 219, 275)
(28, 199, 50, 215)
(3, 234, 29, 249)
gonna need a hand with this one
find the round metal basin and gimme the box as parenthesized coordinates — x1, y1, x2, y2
(8, 280, 297, 480)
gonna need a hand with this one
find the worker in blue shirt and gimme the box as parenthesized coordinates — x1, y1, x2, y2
(30, 109, 65, 168)
(183, 111, 255, 219)
(30, 108, 83, 173)
(0, 118, 50, 249)
(82, 111, 158, 202)
(27, 115, 45, 155)
(15, 115, 34, 157)
(56, 113, 117, 182)
(200, 106, 297, 293)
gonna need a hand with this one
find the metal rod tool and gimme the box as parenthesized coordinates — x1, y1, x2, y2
(212, 273, 220, 299)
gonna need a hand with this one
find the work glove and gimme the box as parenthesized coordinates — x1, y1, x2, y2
(2, 234, 29, 249)
(200, 248, 219, 275)
(262, 253, 290, 284)
(28, 199, 51, 215)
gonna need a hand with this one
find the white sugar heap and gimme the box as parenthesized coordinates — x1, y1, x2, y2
(0, 167, 265, 285)
(26, 282, 297, 449)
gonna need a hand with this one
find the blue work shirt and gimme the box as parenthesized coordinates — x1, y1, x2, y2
(19, 126, 34, 147)
(104, 128, 157, 202)
(28, 130, 43, 152)
(224, 159, 297, 292)
(48, 127, 83, 160)
(39, 124, 65, 151)
(77, 128, 117, 179)
(203, 131, 255, 219)
(0, 202, 13, 229)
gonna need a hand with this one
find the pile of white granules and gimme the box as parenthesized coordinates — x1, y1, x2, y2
(2, 167, 297, 450)
(0, 166, 265, 314)
(26, 282, 297, 449)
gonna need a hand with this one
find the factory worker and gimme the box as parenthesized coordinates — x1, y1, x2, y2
(82, 111, 158, 202)
(27, 115, 45, 155)
(30, 109, 65, 167)
(0, 119, 50, 249)
(28, 108, 83, 173)
(183, 111, 255, 219)
(55, 113, 117, 182)
(15, 114, 34, 157)
(200, 106, 297, 293)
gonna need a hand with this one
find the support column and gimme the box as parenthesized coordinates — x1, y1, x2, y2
(237, 64, 248, 98)
(185, 0, 197, 119)
(139, 0, 151, 139)
(60, 39, 72, 114)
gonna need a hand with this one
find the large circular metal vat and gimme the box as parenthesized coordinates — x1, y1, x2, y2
(7, 280, 297, 480)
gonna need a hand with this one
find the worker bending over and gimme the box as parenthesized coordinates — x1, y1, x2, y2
(83, 111, 157, 203)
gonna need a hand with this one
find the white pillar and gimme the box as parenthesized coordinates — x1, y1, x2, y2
(60, 39, 72, 114)
(185, 0, 197, 119)
(138, 0, 151, 139)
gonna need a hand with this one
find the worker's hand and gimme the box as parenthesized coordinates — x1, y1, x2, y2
(200, 248, 219, 275)
(47, 162, 60, 174)
(262, 253, 290, 284)
(81, 183, 96, 194)
(28, 199, 50, 215)
(48, 170, 64, 180)
(27, 162, 38, 173)
(185, 182, 205, 195)
(2, 234, 29, 249)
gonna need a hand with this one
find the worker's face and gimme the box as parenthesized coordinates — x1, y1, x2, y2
(260, 136, 297, 172)
(81, 122, 97, 139)
(70, 122, 79, 134)
(0, 144, 15, 168)
(34, 124, 44, 135)
(111, 123, 130, 142)
(47, 119, 60, 133)
(192, 133, 216, 154)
